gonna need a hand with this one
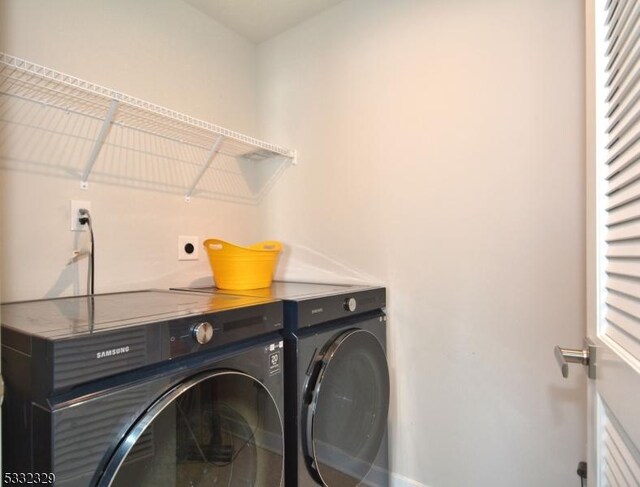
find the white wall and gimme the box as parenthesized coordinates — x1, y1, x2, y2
(0, 0, 263, 301)
(257, 1, 587, 486)
(0, 1, 589, 485)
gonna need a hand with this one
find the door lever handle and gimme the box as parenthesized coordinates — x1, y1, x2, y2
(554, 338, 597, 379)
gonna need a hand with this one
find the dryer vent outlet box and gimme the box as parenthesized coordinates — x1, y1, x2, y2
(178, 236, 199, 260)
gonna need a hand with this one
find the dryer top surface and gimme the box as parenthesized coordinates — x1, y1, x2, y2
(175, 281, 383, 302)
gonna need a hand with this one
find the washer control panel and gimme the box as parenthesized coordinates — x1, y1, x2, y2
(192, 321, 214, 344)
(344, 297, 357, 312)
(167, 301, 283, 359)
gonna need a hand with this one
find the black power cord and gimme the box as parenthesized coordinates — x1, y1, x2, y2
(78, 208, 94, 295)
(577, 461, 587, 487)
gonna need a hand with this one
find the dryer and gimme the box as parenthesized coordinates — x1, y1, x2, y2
(174, 282, 389, 487)
(1, 290, 285, 487)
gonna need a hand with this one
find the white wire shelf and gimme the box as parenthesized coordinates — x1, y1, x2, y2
(0, 52, 296, 201)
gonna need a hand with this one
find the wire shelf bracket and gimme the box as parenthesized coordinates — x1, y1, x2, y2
(81, 98, 120, 189)
(185, 135, 225, 202)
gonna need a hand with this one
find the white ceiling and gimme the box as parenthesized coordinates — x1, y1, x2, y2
(184, 0, 347, 43)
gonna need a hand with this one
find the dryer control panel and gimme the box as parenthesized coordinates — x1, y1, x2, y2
(285, 287, 386, 331)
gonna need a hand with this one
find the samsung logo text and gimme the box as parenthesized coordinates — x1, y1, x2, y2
(96, 346, 130, 359)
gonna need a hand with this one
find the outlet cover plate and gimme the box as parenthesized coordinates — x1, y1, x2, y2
(70, 200, 91, 231)
(178, 236, 199, 260)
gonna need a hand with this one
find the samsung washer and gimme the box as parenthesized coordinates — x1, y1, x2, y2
(2, 290, 286, 487)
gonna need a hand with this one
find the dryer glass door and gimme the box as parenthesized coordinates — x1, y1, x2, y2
(99, 371, 283, 487)
(305, 328, 390, 487)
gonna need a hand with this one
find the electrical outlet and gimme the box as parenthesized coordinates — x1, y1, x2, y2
(70, 200, 91, 231)
(178, 236, 199, 261)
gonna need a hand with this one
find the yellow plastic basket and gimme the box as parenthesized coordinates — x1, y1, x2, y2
(203, 239, 283, 290)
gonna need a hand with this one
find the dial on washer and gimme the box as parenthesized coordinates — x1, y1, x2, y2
(192, 322, 214, 344)
(344, 297, 357, 312)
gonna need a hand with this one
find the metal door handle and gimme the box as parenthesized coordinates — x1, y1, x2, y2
(554, 338, 597, 379)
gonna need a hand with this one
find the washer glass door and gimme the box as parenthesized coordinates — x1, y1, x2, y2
(305, 328, 390, 487)
(100, 371, 283, 487)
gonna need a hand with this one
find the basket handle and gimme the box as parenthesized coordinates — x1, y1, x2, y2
(203, 239, 229, 251)
(255, 241, 282, 252)
(203, 239, 282, 252)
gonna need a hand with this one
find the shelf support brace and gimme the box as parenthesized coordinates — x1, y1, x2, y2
(81, 98, 120, 189)
(185, 135, 225, 202)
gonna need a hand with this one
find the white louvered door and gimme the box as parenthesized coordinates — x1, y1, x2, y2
(587, 1, 640, 486)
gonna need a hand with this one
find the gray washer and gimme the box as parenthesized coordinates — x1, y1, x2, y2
(2, 290, 285, 486)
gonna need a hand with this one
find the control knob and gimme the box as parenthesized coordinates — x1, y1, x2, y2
(192, 322, 214, 344)
(344, 297, 357, 312)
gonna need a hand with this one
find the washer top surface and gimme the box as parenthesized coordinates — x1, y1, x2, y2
(1, 289, 278, 339)
(176, 281, 381, 301)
